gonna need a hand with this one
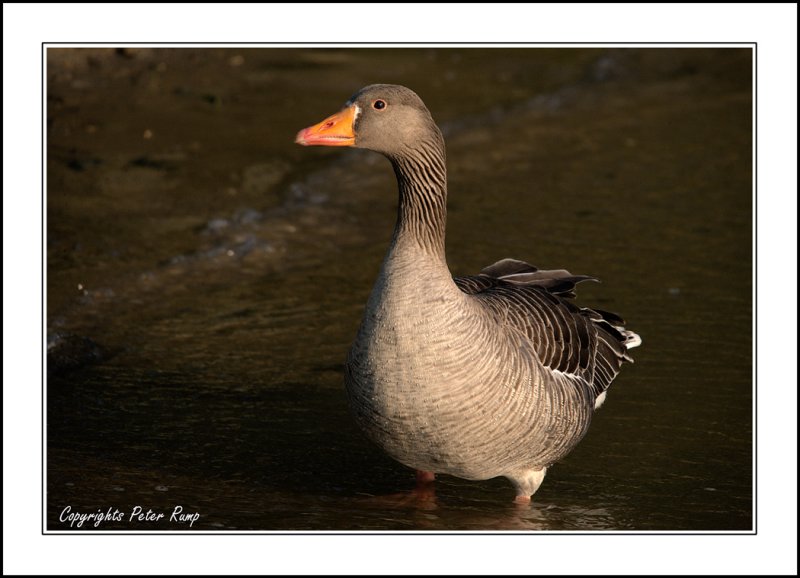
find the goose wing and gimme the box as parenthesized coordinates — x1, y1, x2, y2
(454, 258, 640, 405)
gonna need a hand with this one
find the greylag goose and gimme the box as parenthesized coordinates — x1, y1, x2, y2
(296, 84, 641, 503)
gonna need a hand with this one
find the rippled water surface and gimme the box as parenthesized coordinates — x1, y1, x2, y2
(46, 47, 753, 531)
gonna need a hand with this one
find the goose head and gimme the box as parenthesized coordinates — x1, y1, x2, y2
(295, 84, 443, 157)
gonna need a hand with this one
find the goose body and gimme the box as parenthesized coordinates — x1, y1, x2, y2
(296, 84, 640, 501)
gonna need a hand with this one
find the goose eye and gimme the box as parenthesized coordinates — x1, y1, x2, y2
(372, 99, 387, 110)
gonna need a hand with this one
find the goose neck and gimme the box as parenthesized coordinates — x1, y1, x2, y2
(388, 140, 448, 260)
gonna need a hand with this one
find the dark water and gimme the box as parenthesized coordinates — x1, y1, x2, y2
(46, 47, 753, 531)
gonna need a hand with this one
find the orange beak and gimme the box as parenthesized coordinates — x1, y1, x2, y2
(295, 105, 357, 147)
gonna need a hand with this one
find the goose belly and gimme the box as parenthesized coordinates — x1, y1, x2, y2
(344, 294, 593, 480)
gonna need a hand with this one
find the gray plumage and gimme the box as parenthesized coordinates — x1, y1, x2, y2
(300, 84, 641, 501)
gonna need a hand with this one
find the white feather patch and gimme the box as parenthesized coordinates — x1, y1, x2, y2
(623, 331, 642, 349)
(594, 391, 607, 409)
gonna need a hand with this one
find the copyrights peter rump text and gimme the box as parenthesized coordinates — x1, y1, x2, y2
(59, 505, 201, 528)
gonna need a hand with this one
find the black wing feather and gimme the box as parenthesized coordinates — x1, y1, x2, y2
(454, 258, 637, 402)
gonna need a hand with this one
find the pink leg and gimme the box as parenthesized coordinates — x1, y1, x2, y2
(358, 471, 438, 510)
(508, 467, 547, 504)
(415, 470, 436, 484)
